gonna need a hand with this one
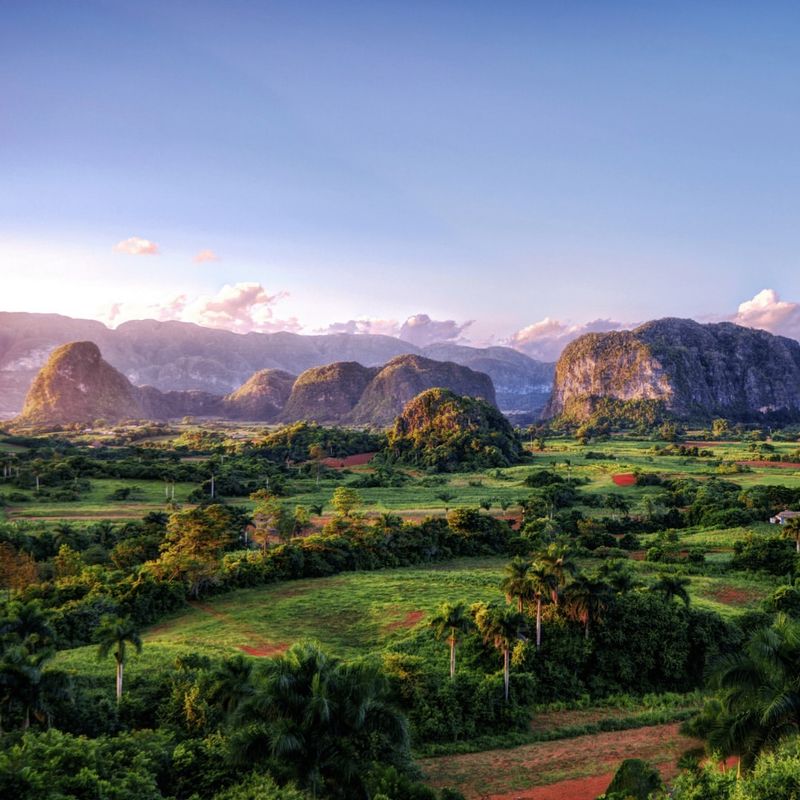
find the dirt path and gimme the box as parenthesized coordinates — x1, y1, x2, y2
(419, 723, 700, 800)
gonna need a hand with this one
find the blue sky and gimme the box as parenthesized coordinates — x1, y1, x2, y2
(2, 1, 800, 356)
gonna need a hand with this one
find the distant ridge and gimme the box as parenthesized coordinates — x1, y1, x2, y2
(0, 312, 553, 416)
(13, 341, 500, 428)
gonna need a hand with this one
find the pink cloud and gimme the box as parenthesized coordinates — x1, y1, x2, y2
(507, 317, 624, 361)
(194, 249, 220, 263)
(182, 282, 300, 333)
(731, 289, 800, 340)
(114, 236, 160, 256)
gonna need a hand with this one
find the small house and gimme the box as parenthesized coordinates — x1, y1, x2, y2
(770, 509, 800, 525)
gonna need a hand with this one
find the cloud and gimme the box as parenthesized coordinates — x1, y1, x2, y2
(731, 289, 800, 340)
(194, 249, 220, 263)
(323, 318, 401, 337)
(106, 283, 301, 334)
(114, 236, 159, 256)
(179, 283, 300, 333)
(507, 317, 624, 361)
(398, 313, 473, 347)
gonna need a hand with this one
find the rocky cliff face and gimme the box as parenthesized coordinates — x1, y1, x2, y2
(279, 362, 380, 423)
(16, 341, 148, 425)
(545, 318, 800, 421)
(0, 312, 552, 416)
(350, 354, 496, 426)
(222, 369, 297, 421)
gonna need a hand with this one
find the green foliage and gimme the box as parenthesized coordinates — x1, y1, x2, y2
(387, 389, 523, 472)
(599, 758, 663, 800)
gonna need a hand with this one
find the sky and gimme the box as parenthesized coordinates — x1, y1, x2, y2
(2, 1, 800, 359)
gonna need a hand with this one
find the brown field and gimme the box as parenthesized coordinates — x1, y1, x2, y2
(419, 723, 700, 800)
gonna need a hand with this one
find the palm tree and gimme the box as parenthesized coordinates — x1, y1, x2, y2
(430, 601, 473, 679)
(473, 603, 528, 702)
(232, 642, 408, 798)
(528, 561, 556, 648)
(0, 600, 55, 651)
(780, 517, 800, 553)
(651, 574, 691, 607)
(500, 557, 533, 612)
(597, 559, 641, 595)
(207, 654, 254, 715)
(700, 613, 800, 770)
(538, 543, 577, 606)
(94, 615, 142, 702)
(563, 575, 612, 639)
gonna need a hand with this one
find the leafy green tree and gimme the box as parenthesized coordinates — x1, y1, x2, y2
(597, 560, 641, 595)
(712, 418, 730, 438)
(331, 486, 362, 519)
(473, 602, 528, 702)
(651, 574, 691, 607)
(156, 504, 238, 597)
(429, 602, 473, 679)
(250, 490, 292, 550)
(207, 654, 255, 716)
(94, 615, 142, 702)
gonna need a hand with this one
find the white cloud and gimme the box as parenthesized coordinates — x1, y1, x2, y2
(507, 317, 624, 361)
(113, 236, 159, 256)
(398, 313, 473, 347)
(194, 249, 220, 263)
(731, 289, 800, 340)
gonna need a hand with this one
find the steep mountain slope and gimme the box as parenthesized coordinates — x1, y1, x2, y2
(15, 341, 147, 425)
(422, 343, 554, 413)
(223, 370, 296, 421)
(387, 388, 523, 471)
(545, 318, 800, 421)
(280, 362, 380, 424)
(350, 354, 496, 425)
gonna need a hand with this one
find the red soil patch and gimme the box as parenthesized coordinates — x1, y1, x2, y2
(384, 610, 425, 632)
(629, 550, 647, 560)
(487, 760, 684, 800)
(612, 473, 637, 486)
(239, 643, 288, 657)
(321, 452, 376, 468)
(736, 460, 800, 469)
(706, 586, 764, 605)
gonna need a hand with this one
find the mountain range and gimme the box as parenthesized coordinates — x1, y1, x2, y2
(0, 312, 553, 418)
(12, 342, 497, 428)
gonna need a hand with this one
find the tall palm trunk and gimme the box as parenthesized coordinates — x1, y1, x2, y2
(517, 597, 523, 613)
(116, 657, 123, 702)
(536, 597, 542, 648)
(449, 633, 456, 679)
(503, 647, 510, 703)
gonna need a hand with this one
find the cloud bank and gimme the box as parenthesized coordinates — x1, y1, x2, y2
(194, 249, 219, 263)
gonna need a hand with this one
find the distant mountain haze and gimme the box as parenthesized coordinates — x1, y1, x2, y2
(0, 312, 554, 416)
